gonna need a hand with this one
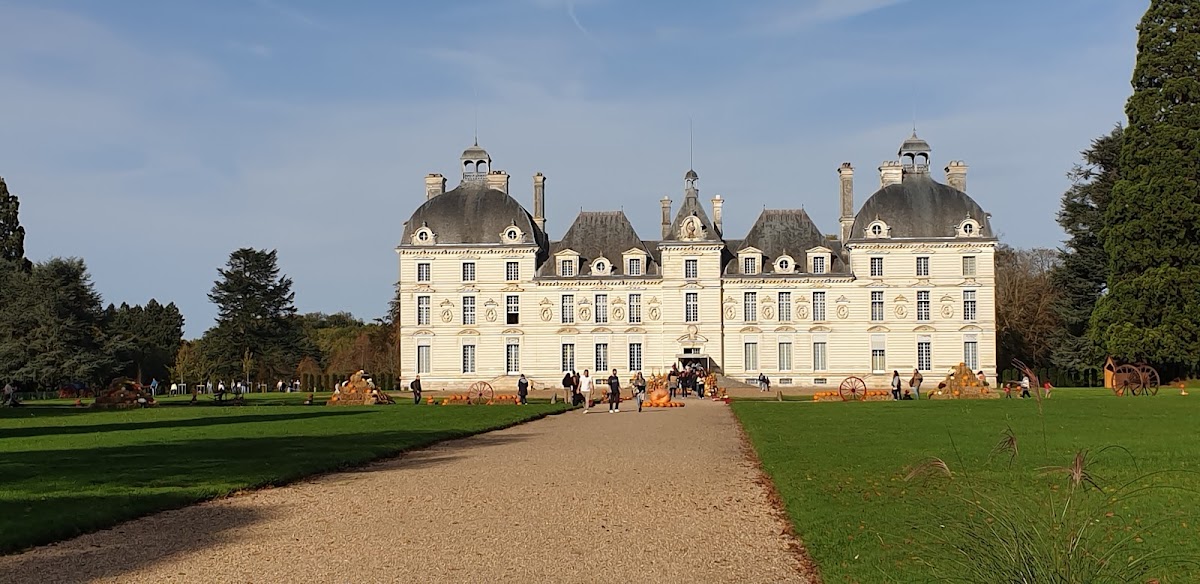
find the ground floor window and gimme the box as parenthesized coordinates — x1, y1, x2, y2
(964, 340, 979, 370)
(595, 343, 609, 372)
(462, 344, 476, 374)
(777, 342, 792, 371)
(812, 341, 827, 371)
(917, 340, 932, 371)
(744, 342, 758, 371)
(871, 349, 886, 373)
(628, 343, 643, 372)
(417, 345, 431, 374)
(561, 343, 575, 372)
(506, 342, 520, 374)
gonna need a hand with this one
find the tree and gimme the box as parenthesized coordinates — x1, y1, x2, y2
(171, 339, 211, 388)
(1093, 1, 1200, 375)
(0, 177, 26, 265)
(104, 300, 185, 383)
(996, 246, 1062, 368)
(1050, 127, 1123, 373)
(202, 248, 312, 382)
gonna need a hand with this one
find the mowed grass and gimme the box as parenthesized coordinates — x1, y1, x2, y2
(0, 395, 569, 554)
(732, 389, 1200, 583)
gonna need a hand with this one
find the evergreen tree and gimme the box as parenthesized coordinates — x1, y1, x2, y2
(203, 248, 312, 382)
(1093, 1, 1200, 375)
(104, 299, 185, 383)
(1050, 127, 1122, 372)
(0, 177, 27, 265)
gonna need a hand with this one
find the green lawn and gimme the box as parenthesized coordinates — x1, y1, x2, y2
(732, 389, 1200, 583)
(0, 396, 569, 554)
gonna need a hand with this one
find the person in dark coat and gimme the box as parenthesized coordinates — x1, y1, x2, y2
(891, 371, 902, 400)
(409, 375, 422, 405)
(517, 374, 529, 405)
(632, 372, 647, 412)
(606, 369, 621, 413)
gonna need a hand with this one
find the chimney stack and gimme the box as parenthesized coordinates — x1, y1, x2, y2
(837, 163, 854, 242)
(532, 173, 546, 230)
(879, 161, 903, 187)
(711, 195, 723, 235)
(944, 161, 968, 192)
(425, 173, 446, 200)
(486, 170, 509, 194)
(660, 197, 672, 239)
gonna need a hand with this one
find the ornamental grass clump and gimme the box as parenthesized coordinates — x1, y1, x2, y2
(903, 429, 1198, 583)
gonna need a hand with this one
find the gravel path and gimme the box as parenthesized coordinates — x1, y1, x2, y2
(1, 400, 814, 583)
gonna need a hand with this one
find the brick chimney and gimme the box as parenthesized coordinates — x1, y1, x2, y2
(533, 173, 546, 230)
(945, 161, 968, 192)
(425, 174, 445, 200)
(660, 197, 672, 239)
(711, 195, 723, 235)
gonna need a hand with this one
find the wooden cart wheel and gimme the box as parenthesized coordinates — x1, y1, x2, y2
(1138, 365, 1160, 396)
(467, 381, 494, 405)
(1114, 364, 1141, 396)
(838, 376, 867, 402)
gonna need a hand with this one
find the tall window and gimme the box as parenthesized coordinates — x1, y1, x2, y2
(506, 341, 520, 374)
(916, 256, 930, 277)
(871, 334, 886, 373)
(595, 294, 608, 324)
(917, 291, 930, 321)
(778, 292, 792, 321)
(744, 342, 758, 371)
(964, 340, 979, 370)
(595, 343, 609, 371)
(812, 291, 826, 321)
(417, 262, 431, 283)
(684, 259, 698, 279)
(963, 256, 977, 277)
(628, 294, 642, 324)
(416, 345, 431, 374)
(506, 295, 519, 325)
(559, 258, 575, 277)
(869, 257, 884, 277)
(417, 296, 430, 325)
(462, 262, 476, 282)
(685, 292, 699, 323)
(628, 258, 642, 276)
(462, 296, 476, 325)
(743, 292, 757, 321)
(963, 290, 977, 321)
(462, 344, 476, 373)
(778, 342, 793, 371)
(506, 261, 519, 282)
(561, 295, 575, 324)
(812, 341, 827, 371)
(628, 343, 643, 372)
(561, 343, 575, 372)
(917, 340, 932, 371)
(871, 291, 884, 322)
(743, 256, 758, 275)
(811, 256, 826, 274)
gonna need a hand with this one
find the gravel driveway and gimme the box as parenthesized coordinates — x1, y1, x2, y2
(0, 400, 815, 583)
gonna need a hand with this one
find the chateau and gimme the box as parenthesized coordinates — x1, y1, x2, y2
(395, 134, 997, 389)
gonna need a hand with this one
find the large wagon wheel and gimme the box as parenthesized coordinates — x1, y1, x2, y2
(838, 376, 867, 402)
(467, 381, 494, 405)
(1138, 365, 1160, 396)
(1114, 364, 1143, 396)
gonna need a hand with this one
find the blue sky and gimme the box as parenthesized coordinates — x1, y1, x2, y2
(0, 0, 1146, 337)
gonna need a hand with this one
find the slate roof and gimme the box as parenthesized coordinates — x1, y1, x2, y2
(850, 172, 993, 240)
(400, 183, 545, 247)
(726, 209, 848, 274)
(662, 193, 722, 243)
(538, 211, 659, 277)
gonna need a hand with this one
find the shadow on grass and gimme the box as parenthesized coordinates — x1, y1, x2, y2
(0, 409, 374, 439)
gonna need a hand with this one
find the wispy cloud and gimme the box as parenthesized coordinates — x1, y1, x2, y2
(225, 40, 272, 58)
(745, 0, 910, 34)
(253, 0, 322, 28)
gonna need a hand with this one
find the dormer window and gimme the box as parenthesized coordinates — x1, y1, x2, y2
(774, 255, 796, 274)
(628, 258, 642, 276)
(559, 258, 575, 277)
(743, 257, 758, 275)
(501, 225, 524, 243)
(812, 256, 826, 274)
(866, 220, 889, 239)
(411, 226, 436, 245)
(957, 218, 980, 237)
(591, 258, 611, 276)
(622, 248, 648, 278)
(738, 248, 763, 276)
(806, 246, 832, 275)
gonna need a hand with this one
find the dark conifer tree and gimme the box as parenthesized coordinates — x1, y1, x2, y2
(0, 177, 27, 265)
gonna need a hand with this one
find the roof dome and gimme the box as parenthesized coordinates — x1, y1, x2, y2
(850, 173, 992, 240)
(684, 169, 699, 181)
(461, 143, 490, 160)
(401, 183, 544, 246)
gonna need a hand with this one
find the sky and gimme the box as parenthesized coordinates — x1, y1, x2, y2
(0, 0, 1147, 337)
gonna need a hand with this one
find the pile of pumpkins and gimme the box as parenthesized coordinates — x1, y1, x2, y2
(642, 401, 685, 408)
(812, 390, 891, 402)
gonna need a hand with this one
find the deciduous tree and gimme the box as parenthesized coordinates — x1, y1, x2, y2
(996, 246, 1062, 368)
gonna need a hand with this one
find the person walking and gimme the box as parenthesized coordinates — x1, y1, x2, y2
(891, 370, 902, 400)
(409, 375, 423, 405)
(909, 368, 923, 400)
(580, 369, 594, 413)
(561, 370, 573, 404)
(1020, 375, 1031, 398)
(517, 374, 529, 405)
(632, 372, 647, 412)
(606, 369, 621, 413)
(757, 373, 771, 393)
(668, 366, 679, 399)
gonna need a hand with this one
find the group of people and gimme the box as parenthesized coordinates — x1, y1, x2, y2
(668, 363, 711, 398)
(561, 369, 649, 413)
(890, 369, 991, 400)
